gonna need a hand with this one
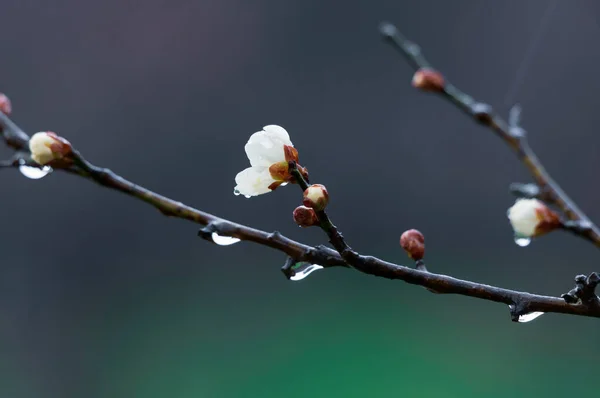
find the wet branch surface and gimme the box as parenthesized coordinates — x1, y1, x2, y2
(2, 24, 600, 321)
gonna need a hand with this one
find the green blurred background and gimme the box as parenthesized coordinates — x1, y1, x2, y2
(1, 0, 600, 397)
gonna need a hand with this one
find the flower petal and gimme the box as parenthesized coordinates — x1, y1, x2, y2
(263, 125, 292, 145)
(507, 199, 541, 237)
(234, 167, 276, 197)
(244, 126, 293, 168)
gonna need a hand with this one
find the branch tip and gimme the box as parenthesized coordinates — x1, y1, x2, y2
(378, 22, 398, 39)
(561, 272, 600, 305)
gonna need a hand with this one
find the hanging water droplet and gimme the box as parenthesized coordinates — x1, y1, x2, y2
(517, 311, 544, 323)
(211, 232, 241, 246)
(290, 264, 323, 281)
(514, 235, 531, 247)
(233, 188, 251, 198)
(19, 165, 52, 180)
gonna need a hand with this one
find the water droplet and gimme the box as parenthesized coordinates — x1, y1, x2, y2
(517, 311, 544, 323)
(233, 188, 251, 198)
(514, 236, 531, 247)
(211, 232, 241, 246)
(290, 264, 323, 281)
(19, 165, 52, 179)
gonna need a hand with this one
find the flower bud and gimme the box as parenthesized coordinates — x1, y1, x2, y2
(412, 68, 445, 92)
(293, 206, 319, 228)
(400, 229, 425, 261)
(303, 184, 329, 211)
(28, 131, 72, 165)
(507, 199, 560, 238)
(0, 93, 12, 115)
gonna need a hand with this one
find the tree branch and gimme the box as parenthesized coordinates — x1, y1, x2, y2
(2, 23, 600, 322)
(379, 22, 600, 247)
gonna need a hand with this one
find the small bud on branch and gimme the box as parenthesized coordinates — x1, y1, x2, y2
(412, 68, 445, 92)
(303, 184, 329, 211)
(507, 199, 560, 238)
(28, 131, 72, 165)
(400, 229, 425, 261)
(293, 205, 319, 228)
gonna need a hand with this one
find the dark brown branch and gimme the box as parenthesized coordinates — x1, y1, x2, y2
(379, 22, 600, 248)
(2, 23, 600, 321)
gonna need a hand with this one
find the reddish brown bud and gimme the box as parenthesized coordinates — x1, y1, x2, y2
(284, 145, 299, 163)
(400, 229, 425, 261)
(293, 206, 319, 228)
(0, 93, 12, 115)
(412, 68, 445, 92)
(303, 184, 329, 211)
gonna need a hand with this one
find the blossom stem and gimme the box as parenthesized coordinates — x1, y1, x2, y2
(289, 161, 351, 254)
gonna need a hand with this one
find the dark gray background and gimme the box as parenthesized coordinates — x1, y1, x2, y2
(1, 1, 599, 397)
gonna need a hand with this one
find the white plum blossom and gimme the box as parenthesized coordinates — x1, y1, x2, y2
(234, 125, 304, 197)
(28, 131, 72, 165)
(507, 198, 559, 238)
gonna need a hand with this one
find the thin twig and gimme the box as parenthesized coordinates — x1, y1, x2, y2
(379, 22, 600, 247)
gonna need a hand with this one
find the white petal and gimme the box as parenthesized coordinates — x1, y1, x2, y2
(507, 199, 541, 237)
(234, 167, 276, 197)
(244, 128, 291, 168)
(263, 125, 292, 145)
(29, 132, 56, 165)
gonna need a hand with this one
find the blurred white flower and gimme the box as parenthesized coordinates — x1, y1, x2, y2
(234, 125, 305, 197)
(507, 198, 559, 238)
(29, 131, 71, 165)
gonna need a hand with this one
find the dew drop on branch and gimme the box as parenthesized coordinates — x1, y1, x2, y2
(290, 264, 323, 281)
(516, 311, 544, 323)
(19, 165, 52, 179)
(211, 232, 241, 246)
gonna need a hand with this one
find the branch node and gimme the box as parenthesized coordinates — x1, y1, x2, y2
(561, 272, 600, 305)
(562, 220, 594, 235)
(268, 231, 282, 242)
(470, 103, 494, 125)
(197, 221, 238, 245)
(415, 259, 428, 272)
(281, 256, 297, 279)
(509, 182, 541, 199)
(509, 301, 528, 322)
(197, 222, 218, 242)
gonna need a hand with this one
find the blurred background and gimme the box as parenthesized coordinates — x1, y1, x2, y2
(1, 0, 600, 396)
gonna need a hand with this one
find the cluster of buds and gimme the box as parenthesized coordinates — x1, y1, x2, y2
(293, 184, 329, 227)
(28, 131, 72, 165)
(507, 198, 560, 239)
